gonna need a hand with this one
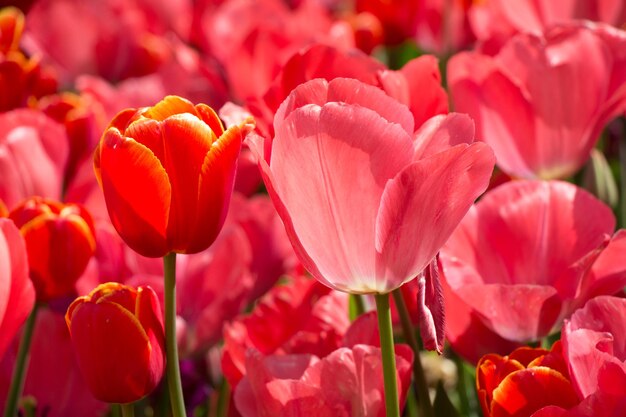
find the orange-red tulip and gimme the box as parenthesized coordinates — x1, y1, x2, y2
(65, 282, 165, 404)
(477, 342, 580, 417)
(9, 197, 96, 302)
(94, 95, 252, 258)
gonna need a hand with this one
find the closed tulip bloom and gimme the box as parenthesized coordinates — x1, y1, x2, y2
(250, 77, 495, 294)
(65, 282, 165, 404)
(94, 95, 252, 258)
(9, 197, 96, 302)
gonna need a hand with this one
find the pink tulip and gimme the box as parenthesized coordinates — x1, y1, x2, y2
(468, 0, 626, 54)
(0, 218, 34, 360)
(441, 180, 626, 361)
(0, 109, 69, 209)
(233, 344, 413, 417)
(448, 22, 626, 180)
(250, 77, 494, 294)
(562, 296, 626, 399)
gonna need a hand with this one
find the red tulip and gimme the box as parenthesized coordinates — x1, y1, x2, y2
(94, 95, 253, 258)
(65, 282, 165, 404)
(477, 342, 580, 417)
(0, 218, 34, 360)
(9, 197, 96, 302)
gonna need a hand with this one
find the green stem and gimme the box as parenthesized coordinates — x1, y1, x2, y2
(453, 353, 471, 417)
(216, 378, 231, 417)
(120, 403, 135, 417)
(349, 294, 366, 321)
(392, 289, 435, 417)
(375, 293, 400, 417)
(164, 253, 187, 417)
(3, 304, 38, 417)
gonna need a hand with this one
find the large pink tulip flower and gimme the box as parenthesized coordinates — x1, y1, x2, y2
(441, 180, 626, 362)
(249, 77, 495, 294)
(448, 22, 626, 180)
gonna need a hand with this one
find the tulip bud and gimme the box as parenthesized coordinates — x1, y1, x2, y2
(65, 282, 165, 404)
(9, 197, 96, 302)
(93, 95, 254, 258)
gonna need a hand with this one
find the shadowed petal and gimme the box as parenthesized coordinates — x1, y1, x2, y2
(375, 142, 494, 290)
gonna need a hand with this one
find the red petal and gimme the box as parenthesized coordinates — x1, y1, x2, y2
(491, 367, 580, 417)
(69, 300, 161, 403)
(99, 128, 170, 257)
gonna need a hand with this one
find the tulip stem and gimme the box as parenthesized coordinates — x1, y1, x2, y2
(120, 403, 135, 417)
(3, 304, 38, 417)
(392, 289, 435, 417)
(163, 253, 187, 417)
(375, 293, 400, 417)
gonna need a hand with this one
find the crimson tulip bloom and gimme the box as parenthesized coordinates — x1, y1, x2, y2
(94, 95, 252, 258)
(0, 218, 34, 360)
(477, 342, 580, 417)
(65, 282, 165, 404)
(250, 77, 494, 294)
(9, 197, 96, 302)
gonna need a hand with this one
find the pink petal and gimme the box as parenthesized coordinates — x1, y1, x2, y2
(275, 78, 414, 136)
(0, 219, 34, 359)
(412, 113, 476, 160)
(448, 51, 537, 178)
(457, 283, 562, 342)
(271, 102, 412, 293)
(417, 257, 445, 353)
(563, 295, 626, 398)
(375, 142, 494, 290)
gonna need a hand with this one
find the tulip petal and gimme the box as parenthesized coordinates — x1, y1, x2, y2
(0, 219, 34, 359)
(412, 113, 476, 160)
(491, 367, 580, 417)
(417, 258, 445, 353)
(99, 128, 170, 257)
(275, 78, 415, 136)
(448, 52, 537, 178)
(375, 142, 494, 290)
(271, 102, 413, 293)
(457, 283, 562, 342)
(160, 113, 215, 252)
(563, 296, 626, 398)
(69, 300, 156, 403)
(143, 95, 198, 121)
(189, 123, 243, 253)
